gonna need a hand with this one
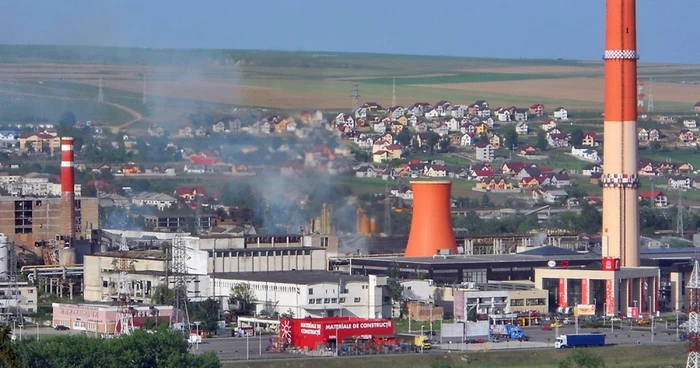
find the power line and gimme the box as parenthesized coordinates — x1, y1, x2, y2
(115, 235, 134, 336)
(171, 233, 190, 338)
(351, 82, 360, 111)
(647, 77, 654, 112)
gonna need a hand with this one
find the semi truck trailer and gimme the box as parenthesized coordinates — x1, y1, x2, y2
(554, 333, 605, 349)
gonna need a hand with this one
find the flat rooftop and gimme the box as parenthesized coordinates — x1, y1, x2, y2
(216, 271, 369, 284)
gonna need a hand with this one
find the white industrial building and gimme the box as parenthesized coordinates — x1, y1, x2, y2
(0, 173, 82, 197)
(211, 271, 391, 319)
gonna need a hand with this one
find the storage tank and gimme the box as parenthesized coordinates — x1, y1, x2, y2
(59, 247, 76, 266)
(0, 234, 8, 279)
(404, 181, 458, 257)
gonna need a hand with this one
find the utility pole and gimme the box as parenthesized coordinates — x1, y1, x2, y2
(392, 77, 396, 108)
(384, 181, 392, 236)
(679, 191, 685, 237)
(97, 77, 104, 103)
(351, 82, 360, 112)
(647, 77, 654, 112)
(685, 260, 700, 368)
(115, 235, 134, 336)
(172, 233, 190, 339)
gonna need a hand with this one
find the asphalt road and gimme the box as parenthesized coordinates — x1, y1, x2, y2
(194, 336, 301, 361)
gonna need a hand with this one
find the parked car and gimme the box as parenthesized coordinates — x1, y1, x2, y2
(54, 325, 69, 331)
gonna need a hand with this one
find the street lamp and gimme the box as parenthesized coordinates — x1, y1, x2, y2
(420, 325, 425, 354)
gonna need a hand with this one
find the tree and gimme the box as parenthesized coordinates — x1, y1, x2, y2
(58, 111, 77, 129)
(229, 283, 257, 315)
(386, 265, 405, 318)
(536, 131, 548, 150)
(650, 140, 662, 153)
(579, 202, 602, 233)
(503, 128, 518, 151)
(558, 349, 605, 368)
(396, 127, 412, 148)
(570, 128, 584, 146)
(151, 284, 174, 305)
(426, 131, 441, 153)
(480, 193, 492, 207)
(0, 325, 18, 368)
(193, 298, 221, 335)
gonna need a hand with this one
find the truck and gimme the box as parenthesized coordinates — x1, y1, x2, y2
(554, 333, 605, 349)
(398, 334, 431, 352)
(490, 324, 527, 340)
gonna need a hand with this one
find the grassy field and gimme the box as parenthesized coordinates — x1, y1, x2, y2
(2, 45, 700, 126)
(222, 343, 687, 368)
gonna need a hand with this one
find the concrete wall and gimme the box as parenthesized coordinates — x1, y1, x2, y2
(210, 248, 327, 273)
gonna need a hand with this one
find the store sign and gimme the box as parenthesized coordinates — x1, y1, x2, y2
(56, 306, 99, 320)
(558, 278, 567, 308)
(605, 279, 615, 316)
(300, 322, 322, 336)
(627, 307, 639, 319)
(575, 304, 595, 316)
(602, 257, 621, 271)
(325, 321, 392, 331)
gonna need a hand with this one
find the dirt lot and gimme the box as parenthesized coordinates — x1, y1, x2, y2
(427, 76, 700, 104)
(463, 65, 601, 74)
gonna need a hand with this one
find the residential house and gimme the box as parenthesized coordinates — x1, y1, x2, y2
(460, 123, 475, 135)
(571, 145, 600, 162)
(638, 159, 660, 176)
(519, 176, 546, 189)
(354, 107, 367, 119)
(335, 113, 355, 129)
(553, 107, 568, 121)
(415, 121, 429, 133)
(668, 175, 691, 190)
(280, 161, 305, 176)
(228, 118, 242, 132)
(390, 122, 404, 134)
(514, 108, 529, 121)
(582, 163, 603, 177)
(424, 109, 440, 120)
(148, 124, 165, 137)
(0, 130, 17, 148)
(445, 117, 460, 132)
(424, 165, 448, 178)
(474, 122, 489, 135)
(551, 173, 572, 188)
(460, 133, 474, 147)
(434, 100, 452, 116)
(582, 132, 597, 147)
(212, 121, 227, 133)
(132, 192, 177, 210)
(516, 122, 529, 135)
(678, 129, 695, 144)
(693, 176, 700, 190)
(541, 119, 557, 132)
(389, 106, 406, 120)
(519, 145, 538, 156)
(684, 120, 698, 129)
(547, 133, 569, 148)
(355, 164, 378, 178)
(475, 142, 495, 162)
(449, 105, 467, 118)
(496, 108, 511, 122)
(407, 102, 431, 117)
(373, 121, 387, 134)
(175, 124, 194, 138)
(545, 127, 562, 137)
(433, 124, 449, 137)
(695, 102, 700, 112)
(406, 115, 418, 126)
(362, 102, 384, 112)
(474, 177, 514, 191)
(373, 150, 391, 163)
(638, 128, 661, 142)
(194, 126, 207, 136)
(490, 134, 504, 149)
(19, 133, 61, 154)
(502, 162, 529, 176)
(396, 115, 409, 126)
(638, 190, 668, 207)
(533, 189, 568, 203)
(470, 167, 494, 181)
(529, 104, 545, 117)
(390, 187, 413, 201)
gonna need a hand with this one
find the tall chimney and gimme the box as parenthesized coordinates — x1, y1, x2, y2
(60, 137, 75, 239)
(404, 181, 457, 257)
(601, 0, 639, 267)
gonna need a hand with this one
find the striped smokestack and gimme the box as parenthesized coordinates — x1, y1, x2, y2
(601, 0, 639, 268)
(60, 137, 75, 238)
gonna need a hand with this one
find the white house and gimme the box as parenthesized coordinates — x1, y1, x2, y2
(445, 118, 460, 132)
(389, 106, 406, 120)
(131, 192, 177, 210)
(515, 122, 529, 135)
(571, 145, 600, 162)
(424, 109, 440, 120)
(668, 175, 691, 190)
(460, 133, 474, 146)
(355, 165, 378, 178)
(433, 124, 449, 137)
(496, 109, 511, 122)
(373, 121, 387, 134)
(553, 107, 568, 121)
(684, 120, 698, 129)
(541, 120, 557, 131)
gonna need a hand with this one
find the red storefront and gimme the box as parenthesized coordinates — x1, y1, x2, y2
(279, 317, 394, 350)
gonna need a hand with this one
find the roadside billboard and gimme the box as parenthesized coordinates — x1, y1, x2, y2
(465, 321, 489, 337)
(441, 322, 464, 339)
(574, 304, 596, 316)
(627, 307, 639, 319)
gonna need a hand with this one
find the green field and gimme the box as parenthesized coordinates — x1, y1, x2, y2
(364, 72, 564, 85)
(223, 343, 687, 368)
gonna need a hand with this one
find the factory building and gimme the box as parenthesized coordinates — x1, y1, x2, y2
(51, 302, 174, 334)
(0, 281, 38, 314)
(0, 196, 98, 250)
(211, 271, 391, 319)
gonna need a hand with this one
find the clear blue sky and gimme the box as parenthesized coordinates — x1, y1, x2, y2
(0, 0, 698, 63)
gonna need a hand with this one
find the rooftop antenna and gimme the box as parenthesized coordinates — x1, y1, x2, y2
(142, 73, 147, 105)
(97, 77, 104, 103)
(392, 77, 396, 108)
(647, 77, 654, 112)
(351, 82, 360, 112)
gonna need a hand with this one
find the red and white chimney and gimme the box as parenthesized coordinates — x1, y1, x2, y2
(60, 137, 75, 239)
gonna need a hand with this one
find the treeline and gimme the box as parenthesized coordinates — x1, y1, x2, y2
(2, 327, 220, 368)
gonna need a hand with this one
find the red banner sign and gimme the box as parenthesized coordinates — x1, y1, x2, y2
(602, 257, 621, 271)
(558, 278, 568, 308)
(581, 279, 589, 305)
(605, 279, 615, 316)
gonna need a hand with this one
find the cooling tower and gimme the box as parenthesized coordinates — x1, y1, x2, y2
(404, 181, 457, 257)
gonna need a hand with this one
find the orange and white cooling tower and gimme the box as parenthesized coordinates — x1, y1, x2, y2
(60, 137, 75, 239)
(601, 0, 640, 267)
(404, 181, 457, 257)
